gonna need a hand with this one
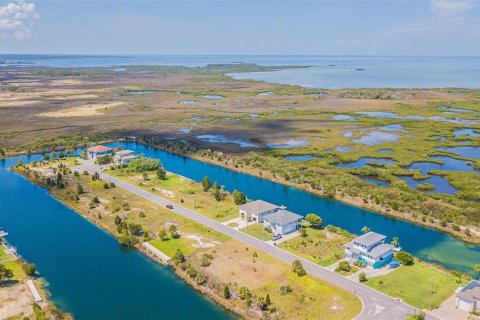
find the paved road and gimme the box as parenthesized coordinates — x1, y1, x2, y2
(78, 163, 438, 320)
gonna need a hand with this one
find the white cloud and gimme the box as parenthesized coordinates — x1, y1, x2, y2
(0, 1, 39, 40)
(430, 0, 474, 17)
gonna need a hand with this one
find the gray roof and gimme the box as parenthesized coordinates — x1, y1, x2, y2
(345, 242, 393, 258)
(354, 231, 386, 247)
(115, 150, 134, 156)
(264, 210, 303, 225)
(239, 200, 279, 215)
(457, 280, 480, 302)
(369, 243, 394, 258)
(121, 155, 138, 160)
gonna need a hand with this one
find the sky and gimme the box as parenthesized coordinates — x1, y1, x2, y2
(0, 0, 479, 55)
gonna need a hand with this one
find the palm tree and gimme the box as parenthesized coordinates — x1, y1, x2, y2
(361, 226, 370, 234)
(391, 237, 399, 247)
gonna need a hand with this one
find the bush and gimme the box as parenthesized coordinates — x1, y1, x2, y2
(305, 213, 322, 228)
(200, 254, 212, 267)
(358, 272, 367, 282)
(292, 260, 306, 276)
(279, 283, 292, 294)
(22, 263, 36, 276)
(172, 250, 185, 265)
(223, 285, 231, 299)
(97, 155, 112, 165)
(118, 235, 138, 247)
(336, 261, 352, 273)
(127, 156, 160, 172)
(396, 251, 414, 266)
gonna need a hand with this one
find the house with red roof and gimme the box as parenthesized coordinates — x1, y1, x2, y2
(87, 145, 114, 159)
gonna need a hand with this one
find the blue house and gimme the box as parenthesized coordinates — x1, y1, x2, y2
(344, 231, 394, 269)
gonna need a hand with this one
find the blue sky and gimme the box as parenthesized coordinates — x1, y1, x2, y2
(1, 0, 479, 55)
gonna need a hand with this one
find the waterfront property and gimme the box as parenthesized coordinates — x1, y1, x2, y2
(344, 231, 394, 269)
(456, 280, 480, 313)
(87, 145, 114, 159)
(113, 150, 138, 165)
(263, 210, 303, 235)
(238, 200, 282, 222)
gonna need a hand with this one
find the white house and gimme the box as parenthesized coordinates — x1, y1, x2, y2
(114, 150, 135, 164)
(344, 231, 394, 269)
(456, 280, 480, 313)
(87, 145, 114, 159)
(238, 200, 282, 222)
(263, 210, 303, 235)
(120, 155, 138, 165)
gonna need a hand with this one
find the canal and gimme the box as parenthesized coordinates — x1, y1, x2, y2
(0, 153, 236, 319)
(106, 142, 480, 276)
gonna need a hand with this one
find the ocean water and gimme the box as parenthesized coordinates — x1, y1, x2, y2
(1, 54, 480, 89)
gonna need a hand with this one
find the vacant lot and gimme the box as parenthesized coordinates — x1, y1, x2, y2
(364, 260, 468, 309)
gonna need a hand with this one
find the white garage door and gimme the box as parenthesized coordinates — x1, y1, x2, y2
(458, 298, 471, 312)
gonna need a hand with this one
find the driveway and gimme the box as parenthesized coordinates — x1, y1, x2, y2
(79, 165, 438, 320)
(428, 293, 478, 320)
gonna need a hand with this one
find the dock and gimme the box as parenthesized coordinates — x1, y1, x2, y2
(26, 280, 43, 303)
(142, 242, 172, 264)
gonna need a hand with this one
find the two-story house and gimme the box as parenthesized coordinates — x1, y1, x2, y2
(238, 200, 281, 222)
(344, 231, 394, 269)
(263, 210, 303, 235)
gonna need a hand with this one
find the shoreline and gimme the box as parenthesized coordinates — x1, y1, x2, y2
(133, 139, 480, 245)
(11, 168, 256, 319)
(4, 138, 479, 245)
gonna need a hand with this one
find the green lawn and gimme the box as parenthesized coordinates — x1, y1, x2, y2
(240, 223, 272, 241)
(278, 227, 349, 267)
(0, 245, 11, 260)
(149, 237, 197, 258)
(364, 260, 466, 309)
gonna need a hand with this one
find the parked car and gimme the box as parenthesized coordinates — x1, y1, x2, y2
(166, 204, 173, 209)
(271, 234, 282, 241)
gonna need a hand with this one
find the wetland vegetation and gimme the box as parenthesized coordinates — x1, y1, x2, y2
(1, 64, 480, 244)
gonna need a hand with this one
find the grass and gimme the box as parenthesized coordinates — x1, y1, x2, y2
(278, 226, 350, 267)
(109, 170, 239, 222)
(240, 223, 272, 241)
(364, 260, 467, 309)
(16, 159, 362, 320)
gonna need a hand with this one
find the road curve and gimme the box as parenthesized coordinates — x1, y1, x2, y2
(95, 169, 438, 320)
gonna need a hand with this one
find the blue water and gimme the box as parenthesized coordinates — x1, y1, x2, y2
(454, 128, 480, 138)
(360, 177, 390, 187)
(438, 146, 480, 159)
(103, 142, 479, 275)
(284, 155, 320, 161)
(0, 154, 235, 319)
(399, 176, 458, 195)
(336, 157, 395, 169)
(2, 54, 480, 89)
(407, 156, 478, 174)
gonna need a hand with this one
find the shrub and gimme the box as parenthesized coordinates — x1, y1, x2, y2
(358, 272, 367, 282)
(22, 263, 36, 276)
(97, 155, 112, 165)
(118, 235, 138, 247)
(336, 261, 352, 273)
(223, 285, 231, 299)
(172, 250, 185, 265)
(396, 251, 414, 266)
(200, 254, 211, 267)
(305, 213, 322, 228)
(127, 156, 160, 172)
(292, 260, 306, 276)
(279, 283, 292, 294)
(195, 274, 207, 285)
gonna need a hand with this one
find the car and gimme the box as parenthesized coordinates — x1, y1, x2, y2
(271, 234, 282, 241)
(166, 204, 173, 209)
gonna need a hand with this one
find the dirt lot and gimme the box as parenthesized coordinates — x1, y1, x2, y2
(0, 283, 34, 319)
